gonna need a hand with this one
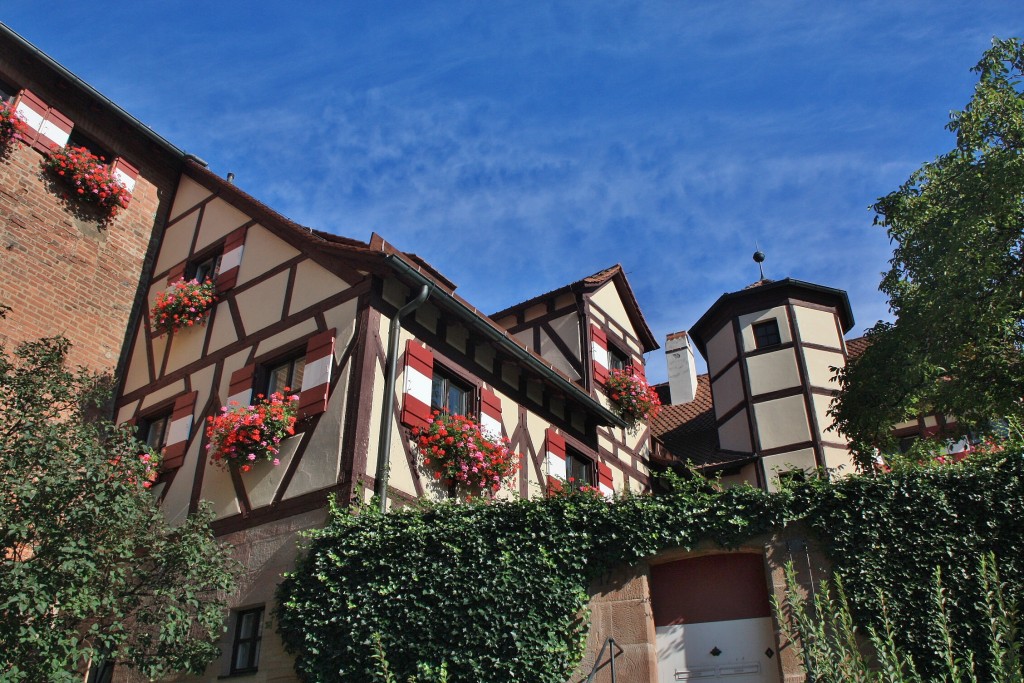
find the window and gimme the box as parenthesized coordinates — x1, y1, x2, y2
(264, 354, 305, 397)
(230, 606, 264, 675)
(752, 319, 782, 349)
(566, 448, 595, 489)
(189, 252, 222, 283)
(608, 345, 629, 372)
(67, 128, 113, 164)
(0, 79, 16, 103)
(431, 367, 471, 416)
(138, 412, 171, 450)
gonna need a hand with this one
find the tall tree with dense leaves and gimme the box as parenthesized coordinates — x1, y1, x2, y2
(0, 336, 238, 681)
(832, 38, 1024, 466)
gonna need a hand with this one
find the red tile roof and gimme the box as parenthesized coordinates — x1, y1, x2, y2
(651, 376, 726, 468)
(846, 335, 869, 359)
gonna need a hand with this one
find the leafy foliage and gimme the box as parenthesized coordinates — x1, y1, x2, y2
(0, 337, 238, 681)
(276, 475, 786, 682)
(831, 37, 1024, 459)
(801, 437, 1024, 679)
(151, 277, 218, 334)
(776, 556, 1023, 682)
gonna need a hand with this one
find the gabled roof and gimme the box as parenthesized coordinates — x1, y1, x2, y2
(181, 162, 627, 429)
(491, 264, 659, 352)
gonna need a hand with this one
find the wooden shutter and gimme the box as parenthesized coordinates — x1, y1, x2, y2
(591, 325, 609, 386)
(228, 364, 256, 408)
(544, 428, 567, 490)
(162, 391, 198, 469)
(598, 462, 614, 497)
(166, 261, 187, 284)
(479, 387, 503, 438)
(216, 226, 248, 293)
(298, 329, 336, 418)
(111, 157, 139, 194)
(401, 340, 433, 429)
(14, 89, 72, 152)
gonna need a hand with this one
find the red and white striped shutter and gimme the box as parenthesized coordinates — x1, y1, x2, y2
(598, 462, 614, 498)
(228, 364, 256, 407)
(216, 226, 247, 293)
(544, 428, 567, 488)
(14, 89, 72, 151)
(166, 261, 187, 284)
(479, 387, 503, 438)
(400, 340, 433, 429)
(162, 391, 198, 469)
(591, 325, 609, 386)
(298, 328, 336, 417)
(111, 157, 139, 194)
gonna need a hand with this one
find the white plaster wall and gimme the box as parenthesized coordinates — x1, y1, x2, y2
(746, 348, 800, 396)
(753, 395, 810, 451)
(590, 281, 642, 355)
(233, 271, 290, 334)
(706, 323, 738, 377)
(167, 175, 212, 222)
(719, 410, 752, 453)
(712, 363, 745, 420)
(139, 379, 187, 411)
(763, 448, 818, 492)
(738, 306, 792, 353)
(289, 260, 344, 316)
(153, 210, 199, 274)
(793, 305, 842, 348)
(195, 198, 251, 254)
(803, 347, 845, 390)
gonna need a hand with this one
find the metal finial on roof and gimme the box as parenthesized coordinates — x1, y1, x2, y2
(753, 243, 766, 280)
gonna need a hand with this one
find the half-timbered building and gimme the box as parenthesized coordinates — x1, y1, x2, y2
(112, 160, 659, 679)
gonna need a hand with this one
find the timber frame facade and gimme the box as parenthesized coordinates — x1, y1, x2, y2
(109, 160, 660, 678)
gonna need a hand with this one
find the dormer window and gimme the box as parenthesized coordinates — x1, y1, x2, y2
(753, 320, 781, 349)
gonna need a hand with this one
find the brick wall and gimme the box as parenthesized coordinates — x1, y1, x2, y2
(0, 137, 171, 374)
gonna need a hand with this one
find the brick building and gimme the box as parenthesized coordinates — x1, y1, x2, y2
(0, 24, 184, 374)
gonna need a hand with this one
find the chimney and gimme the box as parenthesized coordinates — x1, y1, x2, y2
(666, 331, 698, 405)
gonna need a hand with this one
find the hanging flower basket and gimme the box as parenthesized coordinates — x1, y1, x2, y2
(412, 411, 520, 495)
(151, 278, 217, 334)
(41, 145, 131, 219)
(0, 103, 28, 148)
(605, 368, 662, 431)
(205, 392, 299, 473)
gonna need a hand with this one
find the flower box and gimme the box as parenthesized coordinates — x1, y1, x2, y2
(151, 278, 217, 334)
(412, 411, 520, 495)
(0, 102, 28, 148)
(205, 392, 299, 473)
(605, 368, 661, 431)
(41, 145, 131, 219)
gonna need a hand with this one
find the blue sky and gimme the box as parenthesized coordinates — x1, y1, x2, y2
(5, 3, 1021, 380)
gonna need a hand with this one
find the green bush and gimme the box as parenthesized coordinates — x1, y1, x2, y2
(276, 476, 786, 682)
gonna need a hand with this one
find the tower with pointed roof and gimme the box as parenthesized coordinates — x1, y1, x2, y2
(687, 278, 856, 490)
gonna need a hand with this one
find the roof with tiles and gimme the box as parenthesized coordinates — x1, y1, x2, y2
(650, 376, 724, 469)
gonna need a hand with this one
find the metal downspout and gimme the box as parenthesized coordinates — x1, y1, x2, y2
(374, 284, 432, 512)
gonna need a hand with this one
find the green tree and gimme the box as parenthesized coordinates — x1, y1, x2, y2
(0, 336, 238, 681)
(832, 37, 1024, 465)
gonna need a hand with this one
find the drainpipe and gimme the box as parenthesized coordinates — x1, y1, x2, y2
(374, 284, 432, 512)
